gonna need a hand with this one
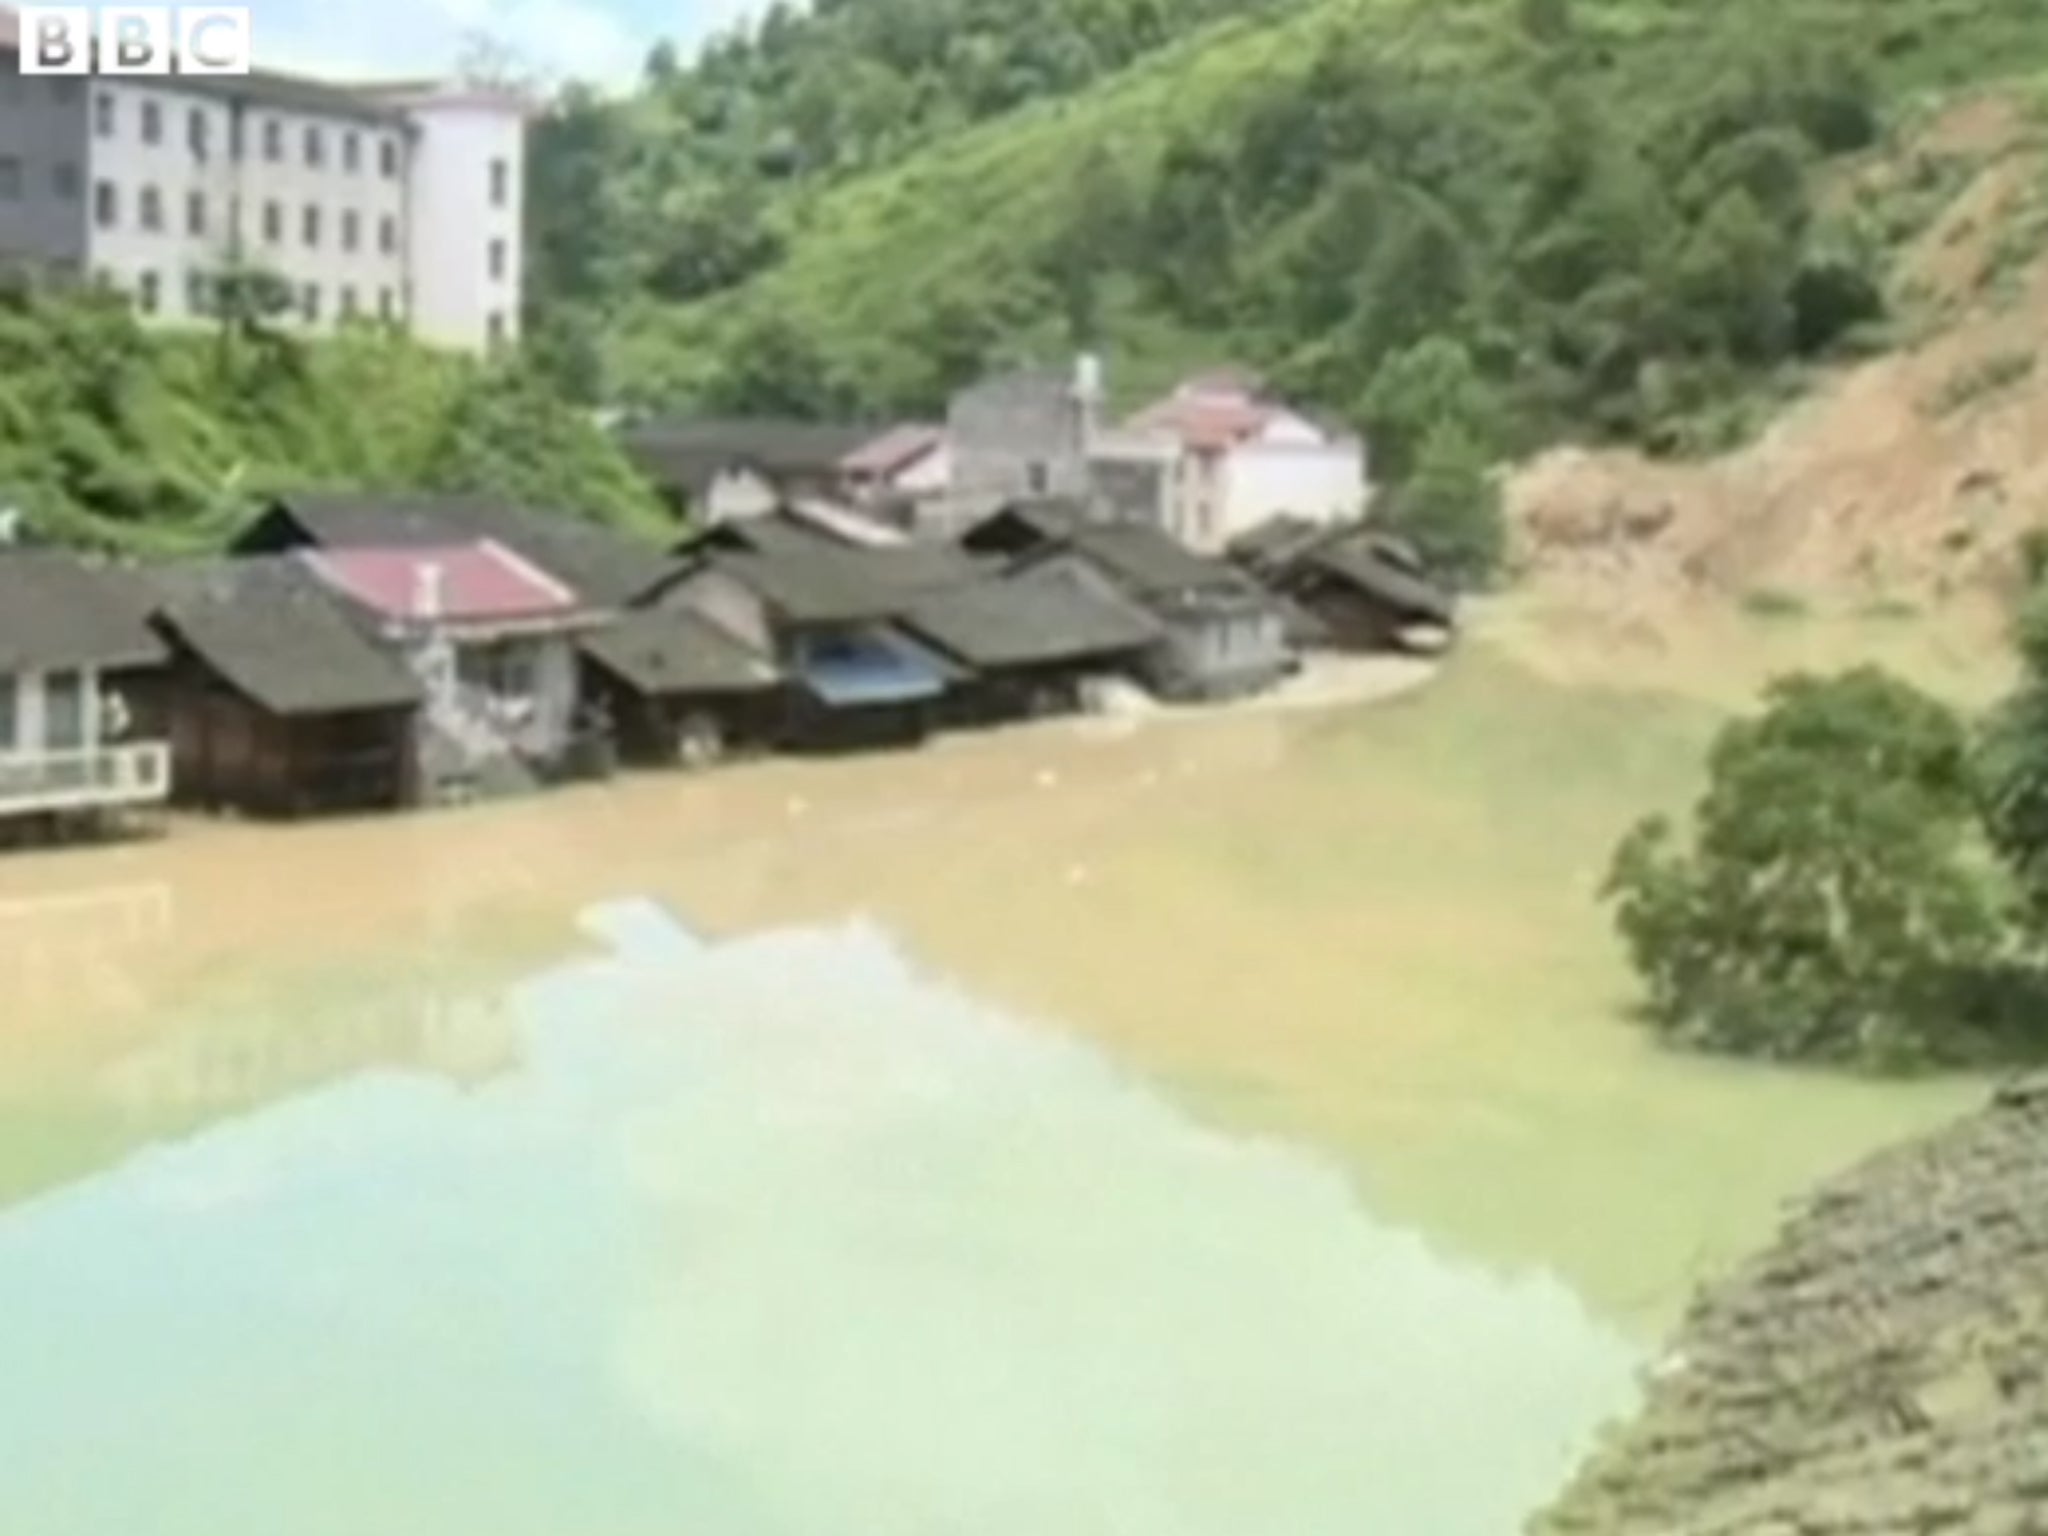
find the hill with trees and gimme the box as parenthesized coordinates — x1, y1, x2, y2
(528, 0, 2048, 487)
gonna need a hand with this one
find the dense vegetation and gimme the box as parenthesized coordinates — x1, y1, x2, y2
(0, 279, 664, 554)
(1602, 602, 2048, 1072)
(528, 0, 2048, 474)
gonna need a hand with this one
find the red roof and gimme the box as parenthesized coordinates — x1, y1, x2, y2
(841, 423, 943, 478)
(301, 541, 581, 625)
(1127, 389, 1278, 453)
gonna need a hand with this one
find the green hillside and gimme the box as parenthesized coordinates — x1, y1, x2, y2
(0, 282, 665, 554)
(533, 0, 2048, 474)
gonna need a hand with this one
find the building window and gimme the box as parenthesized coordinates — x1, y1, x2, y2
(263, 117, 282, 161)
(378, 215, 397, 254)
(487, 238, 506, 281)
(0, 678, 15, 751)
(486, 311, 505, 348)
(140, 99, 162, 145)
(186, 189, 205, 236)
(458, 640, 538, 702)
(44, 671, 84, 750)
(136, 271, 161, 315)
(262, 199, 281, 243)
(489, 157, 509, 207)
(301, 283, 320, 322)
(377, 287, 394, 321)
(186, 269, 210, 315)
(339, 285, 358, 319)
(188, 107, 209, 159)
(303, 125, 324, 168)
(343, 131, 360, 172)
(93, 91, 115, 137)
(93, 181, 117, 228)
(302, 203, 320, 247)
(1025, 462, 1050, 495)
(139, 185, 162, 232)
(51, 162, 80, 200)
(340, 209, 359, 252)
(379, 138, 398, 178)
(228, 110, 244, 160)
(0, 159, 19, 201)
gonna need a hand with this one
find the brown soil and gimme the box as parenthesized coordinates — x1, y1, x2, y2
(1507, 95, 2048, 655)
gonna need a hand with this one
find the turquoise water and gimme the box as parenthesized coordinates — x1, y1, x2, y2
(0, 899, 1638, 1536)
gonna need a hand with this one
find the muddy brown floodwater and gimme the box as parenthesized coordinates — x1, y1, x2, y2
(0, 640, 1983, 1536)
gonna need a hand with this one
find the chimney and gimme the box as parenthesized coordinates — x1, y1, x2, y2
(413, 559, 443, 621)
(1073, 352, 1103, 405)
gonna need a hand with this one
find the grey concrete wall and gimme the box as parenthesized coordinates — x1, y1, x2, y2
(946, 368, 1094, 504)
(0, 70, 91, 271)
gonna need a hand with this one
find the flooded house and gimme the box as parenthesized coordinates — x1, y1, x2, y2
(961, 502, 1294, 702)
(299, 541, 616, 801)
(1228, 517, 1457, 654)
(650, 516, 969, 753)
(897, 564, 1164, 727)
(579, 601, 783, 769)
(0, 551, 172, 843)
(149, 557, 425, 817)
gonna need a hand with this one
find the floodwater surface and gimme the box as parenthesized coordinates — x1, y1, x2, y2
(0, 638, 1984, 1535)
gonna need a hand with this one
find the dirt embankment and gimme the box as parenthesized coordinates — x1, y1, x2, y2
(1507, 96, 2048, 649)
(1534, 1076, 2048, 1536)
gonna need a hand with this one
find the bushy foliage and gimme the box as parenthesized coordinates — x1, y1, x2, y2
(1601, 669, 2021, 1070)
(0, 286, 661, 552)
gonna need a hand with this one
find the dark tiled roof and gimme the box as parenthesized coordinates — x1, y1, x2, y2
(241, 493, 661, 606)
(0, 550, 168, 673)
(581, 608, 779, 698)
(1062, 522, 1255, 599)
(902, 566, 1162, 670)
(150, 557, 422, 717)
(684, 515, 989, 625)
(169, 70, 412, 125)
(620, 419, 877, 498)
(1226, 514, 1335, 576)
(1305, 539, 1456, 625)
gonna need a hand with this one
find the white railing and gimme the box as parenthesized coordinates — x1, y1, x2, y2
(0, 741, 172, 817)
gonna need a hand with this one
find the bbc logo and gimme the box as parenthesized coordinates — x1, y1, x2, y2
(17, 6, 253, 75)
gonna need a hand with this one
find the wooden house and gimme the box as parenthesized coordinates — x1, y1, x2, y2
(897, 564, 1164, 727)
(579, 602, 782, 769)
(0, 551, 172, 842)
(149, 557, 424, 817)
(1227, 516, 1456, 654)
(960, 501, 1295, 702)
(650, 516, 969, 753)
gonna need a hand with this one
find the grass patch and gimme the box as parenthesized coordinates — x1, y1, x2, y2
(1926, 346, 2037, 413)
(1741, 587, 1813, 619)
(1859, 596, 1923, 621)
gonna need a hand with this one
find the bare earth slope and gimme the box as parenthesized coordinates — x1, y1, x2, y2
(1507, 98, 2048, 658)
(1533, 1076, 2048, 1536)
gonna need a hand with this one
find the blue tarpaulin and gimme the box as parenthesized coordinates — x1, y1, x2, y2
(795, 630, 948, 707)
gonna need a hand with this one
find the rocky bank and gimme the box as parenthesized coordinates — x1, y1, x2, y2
(1534, 1076, 2048, 1536)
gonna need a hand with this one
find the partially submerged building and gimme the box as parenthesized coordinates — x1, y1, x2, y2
(961, 502, 1294, 702)
(0, 550, 171, 837)
(150, 556, 424, 817)
(579, 602, 782, 769)
(1228, 516, 1456, 654)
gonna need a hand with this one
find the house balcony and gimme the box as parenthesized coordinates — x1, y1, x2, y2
(0, 741, 172, 820)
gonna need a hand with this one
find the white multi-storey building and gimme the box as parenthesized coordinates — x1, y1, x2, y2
(0, 11, 530, 354)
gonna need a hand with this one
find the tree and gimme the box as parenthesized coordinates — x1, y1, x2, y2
(1378, 420, 1504, 585)
(1602, 668, 2009, 1069)
(1977, 590, 2048, 922)
(1362, 335, 1503, 484)
(1673, 188, 1796, 362)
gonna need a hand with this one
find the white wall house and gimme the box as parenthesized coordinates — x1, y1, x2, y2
(1127, 375, 1371, 554)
